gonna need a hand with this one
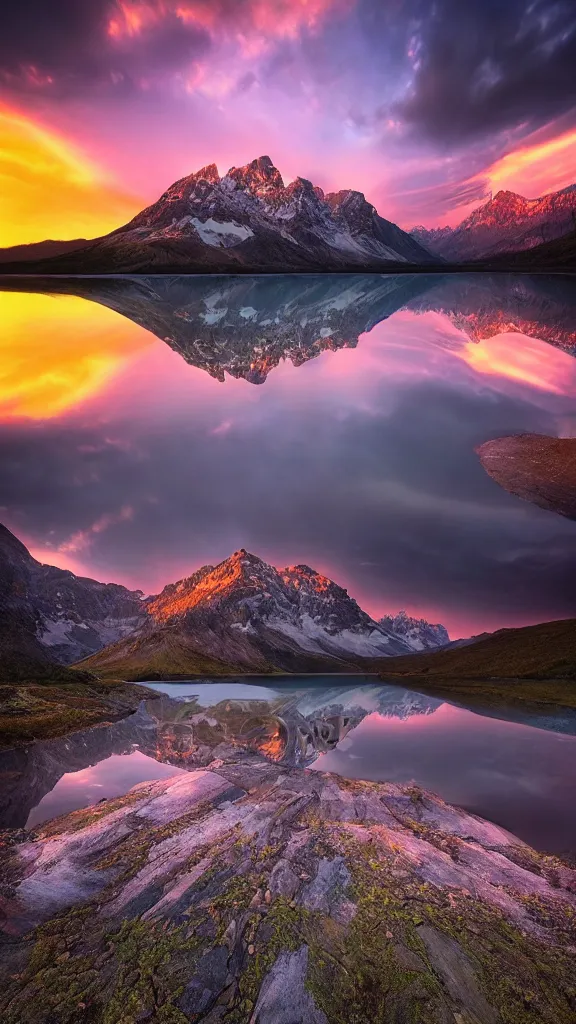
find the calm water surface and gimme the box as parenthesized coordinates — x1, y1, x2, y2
(1, 678, 573, 857)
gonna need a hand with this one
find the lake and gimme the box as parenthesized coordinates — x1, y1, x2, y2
(1, 272, 575, 857)
(2, 678, 575, 857)
(1, 273, 575, 642)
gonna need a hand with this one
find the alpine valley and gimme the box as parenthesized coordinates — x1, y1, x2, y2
(0, 526, 450, 681)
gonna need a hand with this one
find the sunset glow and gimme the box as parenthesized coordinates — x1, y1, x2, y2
(482, 125, 576, 199)
(0, 107, 140, 246)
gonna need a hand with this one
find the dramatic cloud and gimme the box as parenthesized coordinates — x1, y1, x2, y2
(1, 0, 576, 227)
(397, 0, 576, 144)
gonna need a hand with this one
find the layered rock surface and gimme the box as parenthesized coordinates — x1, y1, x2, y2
(1, 755, 575, 1022)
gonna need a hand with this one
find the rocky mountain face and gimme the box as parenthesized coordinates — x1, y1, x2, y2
(0, 272, 435, 384)
(0, 524, 146, 674)
(476, 434, 576, 521)
(379, 611, 449, 650)
(0, 526, 450, 680)
(411, 183, 576, 260)
(0, 156, 437, 274)
(81, 549, 449, 678)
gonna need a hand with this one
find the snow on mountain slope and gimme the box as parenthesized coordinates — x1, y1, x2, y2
(379, 611, 449, 651)
(2, 156, 437, 274)
(81, 549, 450, 677)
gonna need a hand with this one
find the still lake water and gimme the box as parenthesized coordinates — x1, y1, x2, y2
(0, 274, 575, 856)
(1, 678, 574, 857)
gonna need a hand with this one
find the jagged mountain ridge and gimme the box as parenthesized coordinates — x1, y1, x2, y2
(0, 156, 437, 274)
(411, 183, 576, 260)
(0, 524, 146, 674)
(79, 548, 450, 678)
(0, 527, 449, 679)
(378, 611, 449, 650)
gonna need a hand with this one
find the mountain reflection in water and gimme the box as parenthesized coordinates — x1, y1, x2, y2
(1, 680, 575, 856)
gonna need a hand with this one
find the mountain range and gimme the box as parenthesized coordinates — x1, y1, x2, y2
(0, 527, 449, 680)
(2, 271, 574, 387)
(2, 163, 576, 273)
(0, 156, 437, 274)
(411, 184, 576, 261)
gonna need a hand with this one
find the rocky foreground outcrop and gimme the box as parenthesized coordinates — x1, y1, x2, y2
(1, 757, 575, 1023)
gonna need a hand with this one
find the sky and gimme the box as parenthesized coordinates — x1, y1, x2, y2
(1, 281, 576, 639)
(2, 0, 576, 245)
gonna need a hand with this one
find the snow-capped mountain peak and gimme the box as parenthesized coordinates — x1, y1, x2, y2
(99, 155, 438, 271)
(378, 611, 450, 651)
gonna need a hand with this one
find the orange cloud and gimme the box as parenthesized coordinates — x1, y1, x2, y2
(478, 125, 576, 199)
(0, 106, 141, 247)
(0, 292, 153, 420)
(60, 505, 135, 554)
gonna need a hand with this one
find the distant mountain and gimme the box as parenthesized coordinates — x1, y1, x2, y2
(0, 523, 146, 677)
(411, 184, 576, 261)
(476, 434, 576, 521)
(79, 548, 448, 678)
(0, 156, 437, 274)
(375, 617, 576, 681)
(378, 611, 449, 650)
(0, 238, 88, 263)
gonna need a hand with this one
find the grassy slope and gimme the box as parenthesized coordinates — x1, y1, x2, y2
(368, 617, 576, 707)
(0, 678, 155, 748)
(76, 630, 262, 680)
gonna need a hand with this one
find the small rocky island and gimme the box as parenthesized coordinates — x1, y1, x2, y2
(1, 749, 575, 1023)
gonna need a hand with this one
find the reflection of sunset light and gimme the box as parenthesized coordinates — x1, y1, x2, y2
(0, 106, 140, 246)
(0, 292, 153, 419)
(458, 333, 576, 396)
(257, 725, 285, 760)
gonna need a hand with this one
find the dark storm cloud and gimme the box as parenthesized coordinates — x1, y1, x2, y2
(0, 0, 210, 97)
(396, 0, 576, 143)
(1, 371, 575, 634)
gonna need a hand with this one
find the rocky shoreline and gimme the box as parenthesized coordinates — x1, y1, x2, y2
(1, 753, 575, 1023)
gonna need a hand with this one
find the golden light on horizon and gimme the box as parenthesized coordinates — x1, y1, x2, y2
(482, 126, 576, 198)
(0, 292, 153, 419)
(0, 106, 141, 247)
